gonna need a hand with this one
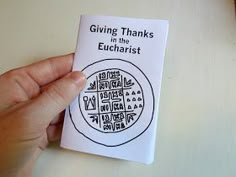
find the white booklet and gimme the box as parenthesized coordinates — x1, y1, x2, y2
(61, 15, 168, 164)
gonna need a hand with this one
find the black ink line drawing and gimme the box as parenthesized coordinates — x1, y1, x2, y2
(83, 95, 96, 110)
(80, 68, 144, 134)
(69, 58, 155, 147)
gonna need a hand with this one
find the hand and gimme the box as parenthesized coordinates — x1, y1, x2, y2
(0, 54, 86, 177)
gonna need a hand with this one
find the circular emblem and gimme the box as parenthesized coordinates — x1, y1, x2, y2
(69, 59, 155, 147)
(79, 68, 144, 133)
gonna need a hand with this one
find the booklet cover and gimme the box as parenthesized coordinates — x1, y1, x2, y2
(61, 15, 168, 164)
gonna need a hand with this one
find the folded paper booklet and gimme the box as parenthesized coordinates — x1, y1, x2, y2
(61, 15, 168, 164)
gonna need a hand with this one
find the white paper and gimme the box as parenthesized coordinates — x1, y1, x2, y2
(61, 15, 168, 164)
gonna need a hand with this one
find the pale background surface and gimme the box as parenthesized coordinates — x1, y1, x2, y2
(0, 0, 236, 177)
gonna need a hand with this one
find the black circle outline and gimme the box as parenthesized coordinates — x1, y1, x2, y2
(69, 58, 155, 147)
(79, 68, 145, 133)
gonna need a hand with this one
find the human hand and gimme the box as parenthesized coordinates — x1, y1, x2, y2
(0, 54, 86, 177)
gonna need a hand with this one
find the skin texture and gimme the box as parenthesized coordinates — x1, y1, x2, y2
(0, 54, 87, 177)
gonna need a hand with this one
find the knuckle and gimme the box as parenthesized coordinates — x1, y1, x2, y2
(46, 82, 74, 108)
(47, 58, 60, 79)
(47, 86, 65, 107)
(3, 68, 24, 80)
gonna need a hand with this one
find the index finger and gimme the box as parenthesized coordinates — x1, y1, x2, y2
(24, 53, 74, 86)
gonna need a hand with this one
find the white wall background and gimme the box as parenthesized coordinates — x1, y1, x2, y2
(0, 0, 236, 177)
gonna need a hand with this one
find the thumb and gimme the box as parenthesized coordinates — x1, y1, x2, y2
(27, 71, 86, 125)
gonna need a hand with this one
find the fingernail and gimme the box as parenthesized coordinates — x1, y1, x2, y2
(70, 71, 87, 88)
